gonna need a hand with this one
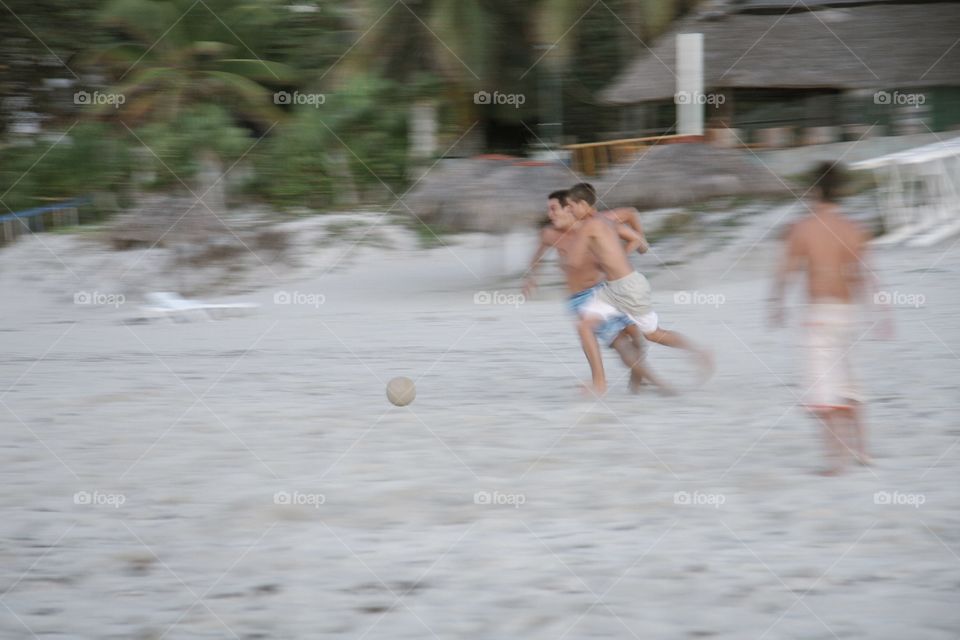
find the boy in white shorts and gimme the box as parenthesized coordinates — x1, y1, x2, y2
(525, 190, 671, 395)
(771, 162, 887, 475)
(560, 183, 713, 382)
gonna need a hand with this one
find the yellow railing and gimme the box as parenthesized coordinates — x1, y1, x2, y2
(564, 134, 704, 176)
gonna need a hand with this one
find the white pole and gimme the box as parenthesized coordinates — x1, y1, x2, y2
(676, 33, 704, 136)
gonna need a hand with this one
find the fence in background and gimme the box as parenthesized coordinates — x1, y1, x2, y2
(563, 134, 704, 176)
(0, 197, 89, 246)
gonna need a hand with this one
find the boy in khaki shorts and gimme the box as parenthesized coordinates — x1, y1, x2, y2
(562, 183, 713, 381)
(525, 190, 672, 396)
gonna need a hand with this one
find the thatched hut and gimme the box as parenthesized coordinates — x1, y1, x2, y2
(592, 143, 790, 210)
(400, 157, 575, 233)
(401, 145, 793, 232)
(601, 0, 960, 146)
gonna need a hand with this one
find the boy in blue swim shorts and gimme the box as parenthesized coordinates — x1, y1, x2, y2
(525, 189, 672, 395)
(569, 283, 671, 394)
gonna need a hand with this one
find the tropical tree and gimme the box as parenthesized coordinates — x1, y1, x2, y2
(252, 73, 409, 208)
(347, 0, 540, 154)
(78, 0, 305, 223)
(347, 0, 697, 153)
(0, 0, 101, 137)
(91, 0, 302, 124)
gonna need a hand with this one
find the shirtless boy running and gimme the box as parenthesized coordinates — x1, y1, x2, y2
(770, 162, 885, 475)
(524, 190, 671, 395)
(562, 183, 713, 382)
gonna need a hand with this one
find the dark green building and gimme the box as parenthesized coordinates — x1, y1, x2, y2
(601, 0, 960, 146)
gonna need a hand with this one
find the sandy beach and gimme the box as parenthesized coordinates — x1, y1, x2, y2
(1, 202, 958, 639)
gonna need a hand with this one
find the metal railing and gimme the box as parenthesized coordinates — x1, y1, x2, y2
(0, 197, 89, 246)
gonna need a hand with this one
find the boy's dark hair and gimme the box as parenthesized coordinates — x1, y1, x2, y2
(541, 190, 567, 227)
(814, 161, 844, 203)
(572, 182, 596, 198)
(566, 183, 596, 206)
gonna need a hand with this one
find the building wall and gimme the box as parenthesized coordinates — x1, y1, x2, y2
(621, 85, 960, 146)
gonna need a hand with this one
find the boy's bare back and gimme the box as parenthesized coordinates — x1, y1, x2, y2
(787, 204, 867, 303)
(582, 217, 634, 281)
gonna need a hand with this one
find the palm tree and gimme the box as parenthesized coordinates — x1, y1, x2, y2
(355, 0, 600, 155)
(91, 0, 299, 127)
(83, 0, 301, 229)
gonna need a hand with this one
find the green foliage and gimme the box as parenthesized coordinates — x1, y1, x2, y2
(92, 0, 295, 126)
(250, 108, 335, 209)
(133, 105, 251, 188)
(2, 0, 700, 218)
(0, 123, 132, 212)
(251, 75, 409, 209)
(328, 75, 409, 196)
(0, 0, 102, 137)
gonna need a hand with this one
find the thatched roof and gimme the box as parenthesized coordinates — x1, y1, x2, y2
(400, 145, 792, 232)
(592, 143, 790, 210)
(400, 157, 576, 233)
(601, 1, 960, 104)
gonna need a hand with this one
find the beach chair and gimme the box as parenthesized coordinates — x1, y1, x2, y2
(852, 136, 960, 247)
(140, 292, 259, 322)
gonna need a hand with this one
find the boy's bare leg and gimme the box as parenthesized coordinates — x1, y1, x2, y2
(846, 403, 872, 465)
(577, 317, 607, 396)
(816, 409, 849, 475)
(613, 330, 675, 395)
(643, 327, 714, 381)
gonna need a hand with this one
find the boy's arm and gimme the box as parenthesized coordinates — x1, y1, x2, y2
(770, 225, 803, 326)
(609, 208, 648, 253)
(856, 232, 895, 339)
(523, 233, 552, 297)
(616, 222, 644, 255)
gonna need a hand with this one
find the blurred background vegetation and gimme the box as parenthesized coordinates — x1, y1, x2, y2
(0, 0, 696, 215)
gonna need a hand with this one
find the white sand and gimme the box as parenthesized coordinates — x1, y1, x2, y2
(1, 204, 958, 639)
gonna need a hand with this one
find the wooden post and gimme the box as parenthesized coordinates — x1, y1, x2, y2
(677, 33, 704, 137)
